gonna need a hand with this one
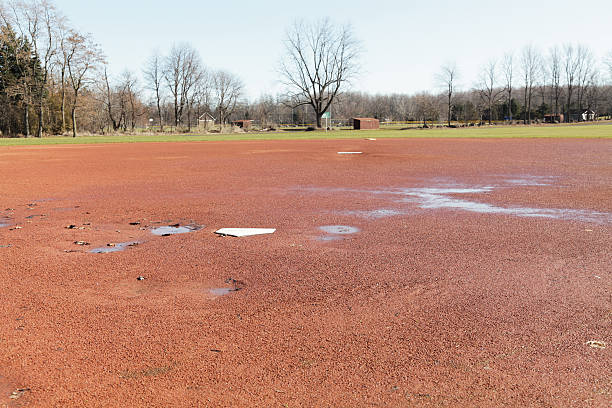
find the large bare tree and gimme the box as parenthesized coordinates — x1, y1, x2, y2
(212, 70, 242, 126)
(548, 47, 562, 117)
(280, 19, 360, 128)
(520, 45, 541, 124)
(65, 30, 103, 137)
(563, 44, 582, 122)
(163, 43, 202, 128)
(436, 63, 458, 126)
(143, 50, 164, 131)
(477, 60, 503, 125)
(501, 52, 514, 121)
(6, 0, 59, 137)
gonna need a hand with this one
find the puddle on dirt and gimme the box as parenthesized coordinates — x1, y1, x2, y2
(317, 225, 360, 241)
(302, 177, 612, 225)
(52, 206, 79, 212)
(209, 288, 239, 296)
(317, 235, 346, 242)
(90, 241, 140, 254)
(24, 214, 45, 219)
(151, 225, 202, 236)
(396, 187, 612, 224)
(341, 209, 402, 219)
(503, 176, 555, 186)
(319, 225, 360, 234)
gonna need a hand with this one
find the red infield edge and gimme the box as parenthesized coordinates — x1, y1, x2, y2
(0, 138, 610, 407)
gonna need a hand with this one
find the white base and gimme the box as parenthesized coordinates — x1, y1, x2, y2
(215, 228, 276, 237)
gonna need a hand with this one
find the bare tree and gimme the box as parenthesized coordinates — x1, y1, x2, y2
(187, 68, 209, 130)
(54, 13, 70, 133)
(143, 50, 164, 131)
(549, 46, 562, 116)
(520, 45, 541, 124)
(575, 46, 594, 111)
(436, 63, 458, 126)
(414, 92, 441, 127)
(606, 51, 612, 82)
(212, 70, 242, 126)
(119, 70, 139, 131)
(99, 66, 120, 131)
(501, 52, 514, 121)
(7, 0, 59, 137)
(477, 60, 503, 125)
(563, 44, 581, 122)
(163, 43, 202, 128)
(65, 30, 103, 137)
(280, 18, 360, 128)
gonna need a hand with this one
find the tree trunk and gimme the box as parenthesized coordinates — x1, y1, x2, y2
(24, 103, 30, 137)
(508, 91, 513, 121)
(37, 95, 44, 138)
(316, 112, 322, 128)
(71, 104, 77, 137)
(447, 93, 451, 126)
(156, 94, 163, 132)
(61, 68, 66, 133)
(523, 90, 528, 124)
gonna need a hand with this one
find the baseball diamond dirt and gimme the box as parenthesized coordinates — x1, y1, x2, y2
(0, 138, 610, 407)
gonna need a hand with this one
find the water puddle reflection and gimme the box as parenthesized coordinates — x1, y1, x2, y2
(90, 241, 140, 253)
(151, 224, 202, 236)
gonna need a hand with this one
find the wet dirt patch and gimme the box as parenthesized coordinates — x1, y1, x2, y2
(396, 186, 612, 224)
(90, 241, 140, 254)
(209, 287, 238, 296)
(341, 209, 402, 219)
(151, 224, 203, 236)
(24, 214, 46, 219)
(317, 225, 360, 241)
(319, 225, 360, 235)
(500, 175, 556, 186)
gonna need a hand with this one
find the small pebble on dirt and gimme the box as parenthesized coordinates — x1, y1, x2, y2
(137, 276, 145, 281)
(74, 241, 89, 245)
(586, 340, 606, 349)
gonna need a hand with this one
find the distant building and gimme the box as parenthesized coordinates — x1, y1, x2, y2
(352, 118, 380, 130)
(568, 109, 596, 122)
(231, 120, 253, 129)
(581, 110, 596, 121)
(544, 114, 564, 123)
(198, 113, 215, 128)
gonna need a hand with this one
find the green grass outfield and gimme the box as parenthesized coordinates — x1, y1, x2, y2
(1, 124, 611, 146)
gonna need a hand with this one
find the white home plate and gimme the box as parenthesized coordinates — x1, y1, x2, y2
(215, 228, 276, 237)
(337, 152, 362, 154)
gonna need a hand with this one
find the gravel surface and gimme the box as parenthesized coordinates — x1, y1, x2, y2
(0, 138, 610, 407)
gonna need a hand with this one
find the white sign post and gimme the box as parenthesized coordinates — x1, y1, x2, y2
(322, 111, 330, 131)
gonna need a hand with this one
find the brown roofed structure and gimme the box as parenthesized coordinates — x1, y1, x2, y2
(352, 118, 380, 130)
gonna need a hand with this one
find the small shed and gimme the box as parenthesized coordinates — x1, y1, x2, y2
(352, 118, 380, 130)
(232, 120, 253, 129)
(544, 114, 564, 123)
(581, 110, 595, 121)
(198, 113, 215, 128)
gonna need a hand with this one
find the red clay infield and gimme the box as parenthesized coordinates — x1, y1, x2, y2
(0, 138, 610, 407)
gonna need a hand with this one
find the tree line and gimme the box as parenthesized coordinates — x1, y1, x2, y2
(1, 1, 611, 137)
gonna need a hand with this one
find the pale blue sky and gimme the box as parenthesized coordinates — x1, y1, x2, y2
(55, 0, 612, 100)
